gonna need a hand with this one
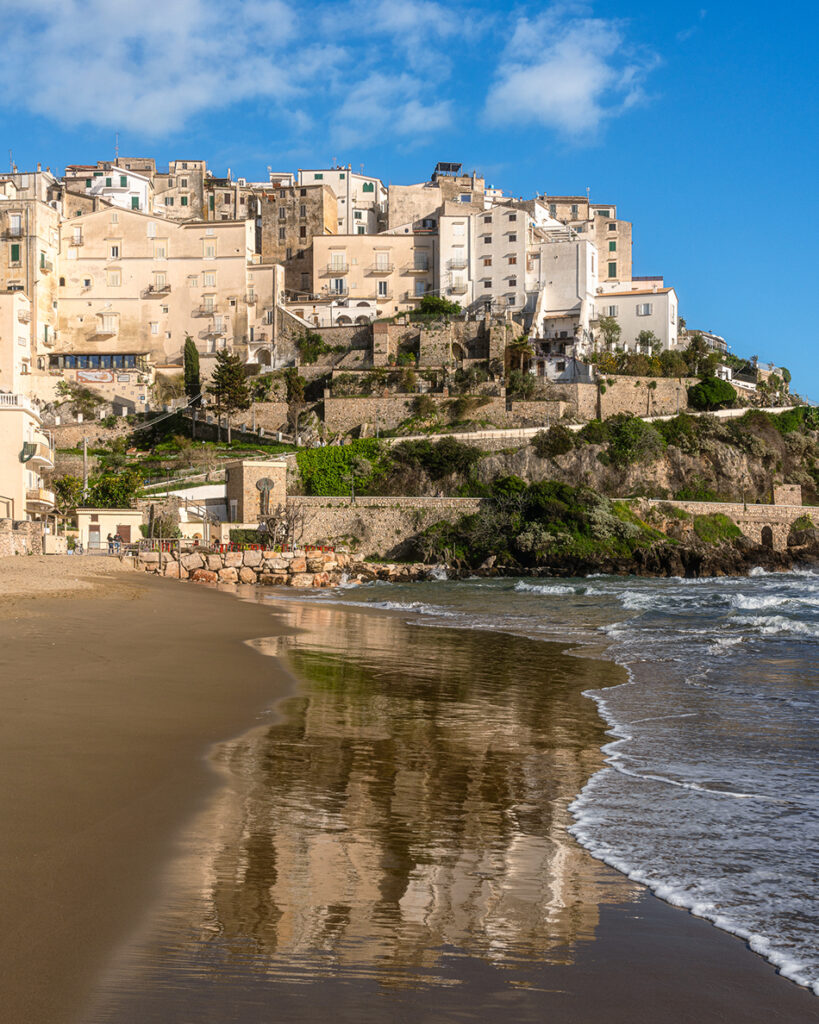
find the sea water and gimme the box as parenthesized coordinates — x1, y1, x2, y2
(296, 569, 819, 995)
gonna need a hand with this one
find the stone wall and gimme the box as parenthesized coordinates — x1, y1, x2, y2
(508, 400, 569, 424)
(51, 420, 133, 449)
(566, 377, 695, 421)
(642, 498, 816, 551)
(288, 495, 484, 557)
(0, 519, 43, 557)
(247, 401, 290, 433)
(323, 395, 517, 434)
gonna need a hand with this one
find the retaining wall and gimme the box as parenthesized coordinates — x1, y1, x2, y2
(0, 519, 43, 557)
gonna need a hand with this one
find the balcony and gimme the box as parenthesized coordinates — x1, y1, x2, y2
(449, 283, 468, 294)
(326, 286, 349, 298)
(403, 291, 428, 302)
(40, 259, 54, 273)
(0, 392, 36, 412)
(2, 227, 23, 239)
(249, 332, 269, 344)
(244, 293, 257, 304)
(192, 304, 217, 317)
(71, 234, 84, 246)
(198, 321, 228, 339)
(323, 262, 349, 275)
(448, 258, 468, 270)
(142, 284, 171, 297)
(405, 264, 431, 274)
(17, 308, 31, 323)
(21, 440, 54, 469)
(368, 262, 394, 274)
(374, 291, 393, 301)
(26, 487, 55, 511)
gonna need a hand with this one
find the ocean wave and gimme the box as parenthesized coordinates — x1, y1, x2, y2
(742, 614, 819, 638)
(514, 580, 580, 596)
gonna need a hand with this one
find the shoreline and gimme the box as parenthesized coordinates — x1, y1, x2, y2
(0, 563, 816, 1021)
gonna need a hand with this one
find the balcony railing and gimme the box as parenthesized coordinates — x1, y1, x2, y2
(26, 487, 55, 509)
(369, 263, 394, 274)
(21, 441, 54, 467)
(448, 258, 468, 269)
(71, 234, 84, 246)
(40, 259, 53, 273)
(250, 332, 269, 344)
(405, 264, 431, 274)
(403, 290, 428, 302)
(326, 286, 349, 297)
(449, 283, 468, 294)
(324, 262, 349, 275)
(2, 227, 23, 239)
(192, 304, 217, 317)
(374, 292, 393, 301)
(142, 284, 171, 297)
(0, 392, 36, 412)
(244, 294, 257, 304)
(17, 309, 31, 323)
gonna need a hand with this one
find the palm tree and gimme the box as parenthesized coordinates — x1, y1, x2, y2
(507, 335, 534, 372)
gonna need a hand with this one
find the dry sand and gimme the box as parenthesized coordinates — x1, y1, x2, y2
(0, 565, 294, 1024)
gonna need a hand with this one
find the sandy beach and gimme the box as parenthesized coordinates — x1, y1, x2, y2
(0, 558, 817, 1023)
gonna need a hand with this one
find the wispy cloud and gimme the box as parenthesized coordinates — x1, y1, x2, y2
(677, 8, 707, 42)
(0, 0, 319, 135)
(485, 6, 659, 138)
(332, 73, 452, 148)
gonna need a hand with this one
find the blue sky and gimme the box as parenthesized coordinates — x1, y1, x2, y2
(1, 1, 816, 396)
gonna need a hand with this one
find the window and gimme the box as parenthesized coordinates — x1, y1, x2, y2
(608, 240, 617, 252)
(85, 178, 92, 188)
(286, 246, 293, 259)
(10, 243, 20, 265)
(508, 255, 517, 265)
(414, 279, 426, 296)
(301, 273, 310, 288)
(296, 249, 304, 259)
(299, 226, 306, 238)
(483, 235, 492, 243)
(637, 303, 653, 316)
(161, 305, 169, 314)
(357, 225, 365, 234)
(204, 242, 216, 259)
(150, 322, 159, 335)
(362, 181, 374, 193)
(314, 172, 323, 180)
(482, 279, 492, 289)
(605, 305, 619, 316)
(202, 295, 214, 311)
(105, 177, 112, 187)
(209, 195, 214, 210)
(354, 211, 362, 220)
(120, 175, 127, 187)
(608, 261, 617, 277)
(414, 252, 429, 271)
(596, 209, 610, 217)
(110, 212, 118, 224)
(299, 204, 306, 217)
(154, 272, 166, 289)
(278, 206, 286, 220)
(484, 215, 492, 224)
(59, 276, 65, 286)
(181, 196, 188, 206)
(509, 278, 517, 288)
(508, 233, 517, 243)
(109, 243, 120, 258)
(94, 171, 102, 177)
(278, 227, 286, 240)
(107, 270, 121, 286)
(223, 193, 231, 205)
(203, 271, 216, 286)
(459, 194, 471, 203)
(453, 222, 465, 236)
(300, 188, 306, 196)
(181, 162, 188, 170)
(154, 241, 167, 259)
(483, 257, 492, 266)
(549, 203, 557, 217)
(330, 278, 344, 294)
(164, 196, 174, 205)
(377, 280, 388, 297)
(83, 278, 91, 288)
(608, 222, 617, 231)
(375, 251, 390, 269)
(571, 204, 579, 217)
(9, 214, 21, 235)
(101, 314, 117, 333)
(130, 196, 139, 209)
(147, 222, 156, 238)
(213, 315, 223, 332)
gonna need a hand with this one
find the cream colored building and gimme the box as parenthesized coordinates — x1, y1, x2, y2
(53, 207, 274, 375)
(0, 391, 54, 521)
(297, 166, 386, 234)
(64, 163, 153, 214)
(596, 283, 679, 352)
(312, 233, 437, 319)
(0, 292, 34, 391)
(75, 507, 143, 549)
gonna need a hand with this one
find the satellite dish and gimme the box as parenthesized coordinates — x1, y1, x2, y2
(256, 477, 275, 492)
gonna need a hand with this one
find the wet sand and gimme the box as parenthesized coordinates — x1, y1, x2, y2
(0, 570, 295, 1024)
(1, 570, 817, 1023)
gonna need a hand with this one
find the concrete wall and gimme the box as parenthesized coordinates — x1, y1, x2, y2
(289, 495, 483, 557)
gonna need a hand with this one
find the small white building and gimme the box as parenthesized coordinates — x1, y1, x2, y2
(82, 166, 153, 214)
(297, 166, 386, 234)
(596, 284, 679, 352)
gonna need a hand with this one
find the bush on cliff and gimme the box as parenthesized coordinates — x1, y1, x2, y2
(604, 415, 666, 467)
(687, 376, 737, 411)
(532, 424, 576, 459)
(296, 439, 385, 495)
(692, 513, 743, 545)
(391, 437, 481, 480)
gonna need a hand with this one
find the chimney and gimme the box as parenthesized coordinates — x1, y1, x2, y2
(37, 162, 41, 172)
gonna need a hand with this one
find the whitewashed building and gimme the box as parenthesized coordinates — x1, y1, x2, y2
(596, 283, 679, 352)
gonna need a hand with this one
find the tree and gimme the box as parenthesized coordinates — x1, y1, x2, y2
(53, 474, 84, 516)
(183, 336, 201, 437)
(597, 316, 621, 350)
(418, 295, 461, 317)
(636, 329, 660, 354)
(507, 369, 536, 400)
(207, 349, 251, 443)
(55, 380, 104, 419)
(659, 349, 689, 378)
(89, 468, 143, 508)
(687, 377, 737, 411)
(507, 334, 534, 371)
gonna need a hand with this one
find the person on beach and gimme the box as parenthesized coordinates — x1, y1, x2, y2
(107, 533, 114, 554)
(114, 533, 122, 554)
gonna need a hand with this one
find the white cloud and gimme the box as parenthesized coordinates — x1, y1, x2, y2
(332, 72, 451, 148)
(0, 0, 314, 135)
(485, 7, 659, 137)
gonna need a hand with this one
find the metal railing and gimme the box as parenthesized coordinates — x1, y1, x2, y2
(448, 258, 468, 269)
(17, 309, 30, 323)
(324, 262, 349, 275)
(369, 263, 394, 274)
(193, 304, 217, 317)
(405, 264, 431, 274)
(143, 284, 171, 296)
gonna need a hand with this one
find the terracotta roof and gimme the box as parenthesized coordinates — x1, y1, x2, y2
(601, 287, 673, 297)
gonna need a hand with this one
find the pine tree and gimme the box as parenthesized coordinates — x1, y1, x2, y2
(207, 349, 250, 443)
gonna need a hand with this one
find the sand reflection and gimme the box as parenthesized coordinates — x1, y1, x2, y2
(91, 599, 637, 1018)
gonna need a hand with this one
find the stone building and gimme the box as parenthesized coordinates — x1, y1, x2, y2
(297, 165, 386, 234)
(541, 195, 632, 284)
(53, 207, 272, 372)
(225, 458, 287, 523)
(312, 232, 437, 319)
(258, 183, 338, 294)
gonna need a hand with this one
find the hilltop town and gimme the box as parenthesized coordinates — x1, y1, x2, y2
(0, 154, 812, 570)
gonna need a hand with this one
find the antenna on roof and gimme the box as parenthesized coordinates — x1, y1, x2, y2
(586, 185, 590, 201)
(8, 150, 12, 173)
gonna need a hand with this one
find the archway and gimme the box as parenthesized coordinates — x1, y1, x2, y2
(336, 315, 352, 325)
(355, 316, 370, 325)
(761, 525, 774, 548)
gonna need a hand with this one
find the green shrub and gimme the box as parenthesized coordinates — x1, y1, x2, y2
(655, 413, 700, 451)
(229, 528, 264, 545)
(296, 439, 384, 495)
(605, 415, 666, 466)
(687, 376, 737, 410)
(693, 513, 742, 545)
(412, 394, 437, 419)
(391, 437, 481, 480)
(297, 330, 331, 364)
(416, 295, 461, 317)
(674, 478, 719, 501)
(532, 424, 576, 459)
(578, 419, 610, 445)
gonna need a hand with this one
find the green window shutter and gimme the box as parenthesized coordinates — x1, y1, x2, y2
(362, 182, 374, 193)
(40, 252, 45, 268)
(10, 243, 19, 262)
(105, 177, 112, 187)
(94, 171, 102, 177)
(120, 175, 127, 187)
(85, 178, 92, 188)
(608, 261, 617, 277)
(181, 196, 188, 206)
(339, 173, 345, 180)
(314, 173, 323, 180)
(608, 240, 616, 251)
(131, 196, 139, 209)
(209, 195, 214, 210)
